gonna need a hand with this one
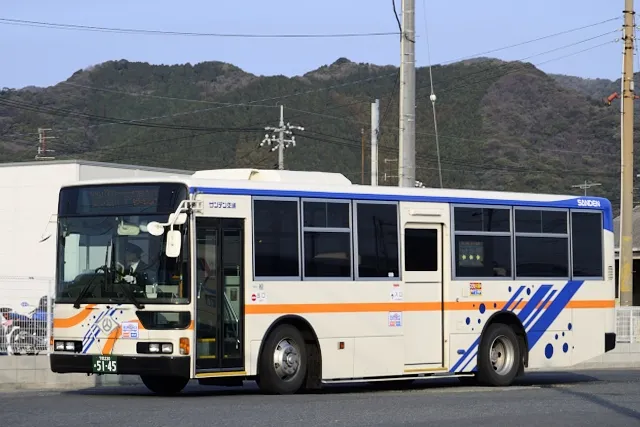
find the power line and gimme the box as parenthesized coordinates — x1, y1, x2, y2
(285, 38, 619, 159)
(421, 0, 442, 188)
(415, 30, 620, 100)
(0, 97, 264, 132)
(437, 17, 621, 66)
(2, 19, 618, 144)
(1, 71, 397, 139)
(301, 131, 618, 178)
(0, 17, 399, 38)
(1, 17, 619, 141)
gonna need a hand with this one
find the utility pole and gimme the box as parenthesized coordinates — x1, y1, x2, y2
(398, 0, 416, 187)
(261, 105, 304, 170)
(619, 0, 635, 307)
(371, 99, 380, 186)
(571, 180, 602, 196)
(35, 127, 56, 160)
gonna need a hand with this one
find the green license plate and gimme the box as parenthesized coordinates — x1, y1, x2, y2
(92, 355, 118, 374)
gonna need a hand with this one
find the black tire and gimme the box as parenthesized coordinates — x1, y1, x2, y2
(257, 324, 307, 395)
(476, 323, 521, 387)
(140, 375, 189, 396)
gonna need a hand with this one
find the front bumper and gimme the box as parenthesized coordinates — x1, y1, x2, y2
(50, 353, 190, 377)
(605, 332, 616, 353)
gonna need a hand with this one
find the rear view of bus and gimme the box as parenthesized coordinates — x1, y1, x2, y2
(49, 181, 194, 394)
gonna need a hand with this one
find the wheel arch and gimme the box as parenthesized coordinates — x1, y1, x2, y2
(256, 314, 323, 389)
(479, 311, 529, 371)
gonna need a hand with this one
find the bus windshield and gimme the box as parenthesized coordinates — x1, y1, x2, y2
(55, 183, 190, 306)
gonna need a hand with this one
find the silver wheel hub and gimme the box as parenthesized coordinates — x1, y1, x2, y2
(489, 335, 515, 376)
(273, 338, 300, 381)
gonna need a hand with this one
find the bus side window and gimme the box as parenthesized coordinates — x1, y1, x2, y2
(404, 228, 438, 272)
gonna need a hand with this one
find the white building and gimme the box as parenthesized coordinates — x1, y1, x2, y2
(0, 160, 191, 314)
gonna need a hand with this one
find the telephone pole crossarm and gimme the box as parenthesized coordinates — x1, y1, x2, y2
(260, 105, 304, 170)
(571, 180, 602, 196)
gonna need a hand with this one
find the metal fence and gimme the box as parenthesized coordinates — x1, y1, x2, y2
(0, 276, 53, 356)
(615, 306, 640, 343)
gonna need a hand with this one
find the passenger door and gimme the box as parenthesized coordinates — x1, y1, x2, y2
(194, 217, 244, 373)
(402, 223, 444, 368)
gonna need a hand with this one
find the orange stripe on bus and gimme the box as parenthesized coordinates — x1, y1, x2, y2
(52, 302, 615, 324)
(245, 300, 616, 315)
(567, 300, 616, 309)
(52, 304, 97, 328)
(102, 325, 121, 355)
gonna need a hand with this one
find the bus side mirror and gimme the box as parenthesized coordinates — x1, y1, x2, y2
(165, 229, 181, 258)
(147, 221, 165, 236)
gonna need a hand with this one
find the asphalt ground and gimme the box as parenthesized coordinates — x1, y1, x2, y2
(1, 369, 640, 426)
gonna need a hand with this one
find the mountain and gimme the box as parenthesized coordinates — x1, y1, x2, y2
(0, 57, 633, 211)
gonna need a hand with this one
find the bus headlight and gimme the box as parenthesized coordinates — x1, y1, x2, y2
(54, 340, 80, 352)
(143, 342, 173, 354)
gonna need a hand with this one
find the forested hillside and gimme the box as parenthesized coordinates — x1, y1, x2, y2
(0, 56, 634, 209)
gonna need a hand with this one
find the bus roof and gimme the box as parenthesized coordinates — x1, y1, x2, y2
(59, 168, 612, 212)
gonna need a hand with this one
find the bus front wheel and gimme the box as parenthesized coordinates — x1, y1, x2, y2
(476, 323, 521, 387)
(258, 324, 308, 395)
(140, 375, 189, 396)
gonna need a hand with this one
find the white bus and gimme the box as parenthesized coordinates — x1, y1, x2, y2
(50, 168, 617, 395)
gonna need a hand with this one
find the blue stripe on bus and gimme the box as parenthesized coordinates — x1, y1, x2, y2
(450, 280, 584, 373)
(189, 186, 613, 231)
(449, 285, 526, 373)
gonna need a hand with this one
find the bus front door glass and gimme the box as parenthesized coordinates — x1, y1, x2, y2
(195, 217, 244, 372)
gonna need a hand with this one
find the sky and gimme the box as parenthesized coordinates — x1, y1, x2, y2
(0, 0, 627, 89)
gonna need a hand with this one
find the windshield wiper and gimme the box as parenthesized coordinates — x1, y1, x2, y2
(73, 265, 107, 309)
(113, 278, 145, 309)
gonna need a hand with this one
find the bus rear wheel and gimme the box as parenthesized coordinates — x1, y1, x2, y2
(140, 375, 189, 396)
(257, 324, 307, 395)
(476, 323, 521, 387)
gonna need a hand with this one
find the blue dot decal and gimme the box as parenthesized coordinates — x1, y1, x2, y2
(562, 332, 565, 337)
(555, 334, 558, 340)
(466, 317, 471, 325)
(479, 303, 486, 314)
(477, 318, 481, 324)
(568, 323, 573, 331)
(526, 288, 531, 295)
(563, 343, 569, 353)
(508, 286, 512, 292)
(545, 343, 554, 359)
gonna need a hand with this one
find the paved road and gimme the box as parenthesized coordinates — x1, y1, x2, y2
(2, 369, 640, 426)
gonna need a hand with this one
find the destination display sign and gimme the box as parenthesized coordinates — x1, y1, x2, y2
(59, 183, 188, 216)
